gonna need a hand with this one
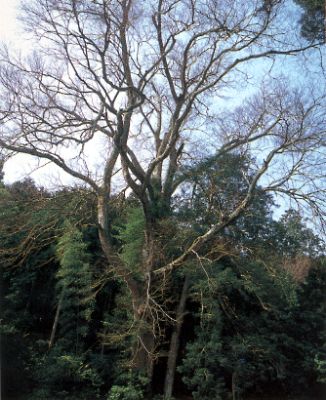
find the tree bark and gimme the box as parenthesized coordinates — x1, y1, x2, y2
(164, 275, 190, 398)
(131, 297, 157, 399)
(133, 327, 155, 378)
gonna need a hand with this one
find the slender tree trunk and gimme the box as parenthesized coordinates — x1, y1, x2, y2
(131, 297, 156, 399)
(164, 275, 190, 399)
(49, 290, 64, 349)
(232, 371, 240, 400)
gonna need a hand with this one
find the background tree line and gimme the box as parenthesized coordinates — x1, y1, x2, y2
(1, 159, 325, 399)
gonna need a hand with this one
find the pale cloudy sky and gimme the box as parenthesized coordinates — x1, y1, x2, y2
(0, 1, 324, 191)
(0, 0, 20, 43)
(0, 0, 29, 183)
(0, 0, 78, 186)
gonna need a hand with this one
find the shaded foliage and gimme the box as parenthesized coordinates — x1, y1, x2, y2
(1, 171, 325, 399)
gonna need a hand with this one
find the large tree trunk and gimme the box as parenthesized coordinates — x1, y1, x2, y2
(164, 275, 190, 399)
(133, 326, 155, 378)
(97, 195, 162, 390)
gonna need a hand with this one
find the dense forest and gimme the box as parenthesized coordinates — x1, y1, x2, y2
(1, 162, 325, 399)
(0, 0, 326, 399)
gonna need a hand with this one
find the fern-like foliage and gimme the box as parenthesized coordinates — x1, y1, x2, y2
(116, 207, 145, 272)
(55, 222, 95, 347)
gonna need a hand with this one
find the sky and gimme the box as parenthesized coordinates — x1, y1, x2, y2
(0, 0, 110, 187)
(0, 0, 86, 188)
(0, 0, 20, 44)
(0, 0, 325, 205)
(0, 0, 41, 184)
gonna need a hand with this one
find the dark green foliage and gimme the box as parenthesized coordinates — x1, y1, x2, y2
(297, 260, 326, 384)
(178, 153, 255, 226)
(179, 197, 325, 398)
(0, 182, 59, 397)
(100, 286, 136, 368)
(180, 256, 326, 398)
(175, 153, 276, 252)
(0, 181, 105, 399)
(1, 173, 325, 400)
(107, 372, 149, 400)
(273, 209, 323, 257)
(179, 293, 226, 400)
(55, 223, 95, 341)
(116, 207, 146, 271)
(0, 330, 31, 397)
(28, 223, 101, 398)
(30, 345, 103, 399)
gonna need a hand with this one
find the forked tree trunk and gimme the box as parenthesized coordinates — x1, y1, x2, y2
(164, 275, 190, 398)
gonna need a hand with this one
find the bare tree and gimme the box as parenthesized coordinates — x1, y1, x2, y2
(0, 0, 325, 393)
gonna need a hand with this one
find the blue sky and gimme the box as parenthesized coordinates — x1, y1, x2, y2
(0, 0, 325, 224)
